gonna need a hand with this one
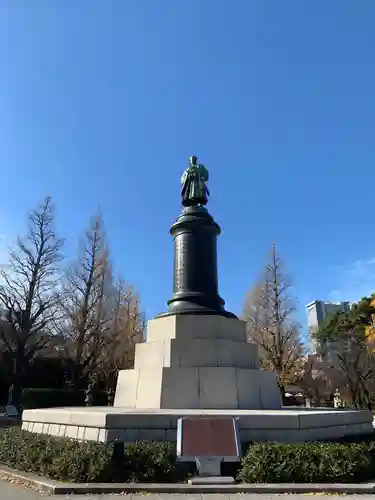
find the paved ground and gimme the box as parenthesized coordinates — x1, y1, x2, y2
(2, 481, 375, 500)
(0, 479, 42, 499)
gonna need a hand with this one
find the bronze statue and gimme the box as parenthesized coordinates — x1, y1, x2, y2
(181, 155, 210, 207)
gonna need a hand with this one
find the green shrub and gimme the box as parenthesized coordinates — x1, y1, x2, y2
(4, 428, 375, 484)
(238, 441, 375, 483)
(0, 428, 182, 483)
(123, 441, 178, 482)
(0, 428, 112, 482)
(21, 388, 108, 409)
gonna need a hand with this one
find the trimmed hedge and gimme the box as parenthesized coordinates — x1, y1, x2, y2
(0, 428, 184, 483)
(238, 441, 375, 483)
(21, 388, 108, 409)
(2, 428, 375, 483)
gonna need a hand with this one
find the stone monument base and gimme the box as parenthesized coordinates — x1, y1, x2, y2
(113, 315, 282, 410)
(20, 315, 374, 444)
(22, 406, 373, 444)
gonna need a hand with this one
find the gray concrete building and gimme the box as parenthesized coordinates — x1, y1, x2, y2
(306, 300, 350, 334)
(306, 300, 351, 353)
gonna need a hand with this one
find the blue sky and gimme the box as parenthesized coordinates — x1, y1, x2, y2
(1, 1, 375, 327)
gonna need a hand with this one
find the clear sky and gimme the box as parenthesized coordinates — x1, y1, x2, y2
(1, 0, 375, 326)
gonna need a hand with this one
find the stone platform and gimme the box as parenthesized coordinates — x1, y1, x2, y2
(21, 315, 374, 444)
(22, 406, 373, 444)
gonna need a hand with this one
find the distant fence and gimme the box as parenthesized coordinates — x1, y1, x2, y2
(21, 388, 109, 409)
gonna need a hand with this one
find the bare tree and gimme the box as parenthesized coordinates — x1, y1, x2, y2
(243, 245, 305, 396)
(97, 278, 145, 391)
(59, 215, 113, 387)
(0, 197, 63, 406)
(297, 354, 341, 407)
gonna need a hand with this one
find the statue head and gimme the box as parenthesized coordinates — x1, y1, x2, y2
(189, 155, 198, 166)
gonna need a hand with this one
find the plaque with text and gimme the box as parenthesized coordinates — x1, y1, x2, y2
(176, 417, 241, 461)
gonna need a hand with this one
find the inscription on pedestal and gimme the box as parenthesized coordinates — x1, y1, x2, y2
(174, 237, 189, 291)
(177, 417, 241, 459)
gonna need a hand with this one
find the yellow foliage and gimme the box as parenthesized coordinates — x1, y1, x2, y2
(365, 297, 375, 346)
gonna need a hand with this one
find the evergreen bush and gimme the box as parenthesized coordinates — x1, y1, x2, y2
(238, 441, 375, 483)
(0, 428, 181, 483)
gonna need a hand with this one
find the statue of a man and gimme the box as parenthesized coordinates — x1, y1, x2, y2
(181, 155, 210, 207)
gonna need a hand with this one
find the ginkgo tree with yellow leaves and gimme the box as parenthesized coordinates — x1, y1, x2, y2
(243, 245, 305, 398)
(364, 294, 375, 347)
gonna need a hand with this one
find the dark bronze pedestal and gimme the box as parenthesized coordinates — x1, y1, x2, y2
(157, 205, 237, 319)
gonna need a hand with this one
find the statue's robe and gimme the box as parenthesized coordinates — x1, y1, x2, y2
(181, 165, 209, 206)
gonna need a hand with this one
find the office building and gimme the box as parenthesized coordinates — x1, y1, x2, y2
(306, 300, 351, 353)
(306, 300, 350, 334)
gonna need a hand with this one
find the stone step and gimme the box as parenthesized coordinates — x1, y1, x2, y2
(114, 366, 281, 410)
(22, 407, 374, 444)
(146, 315, 247, 342)
(134, 338, 260, 370)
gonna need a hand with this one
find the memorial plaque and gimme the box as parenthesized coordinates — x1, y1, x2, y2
(177, 417, 240, 460)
